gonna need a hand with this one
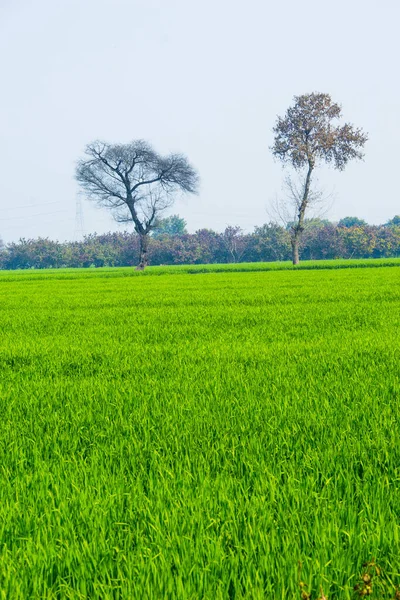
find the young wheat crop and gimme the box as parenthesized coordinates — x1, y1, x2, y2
(0, 264, 399, 598)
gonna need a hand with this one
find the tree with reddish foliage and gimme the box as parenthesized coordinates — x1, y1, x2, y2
(271, 93, 368, 264)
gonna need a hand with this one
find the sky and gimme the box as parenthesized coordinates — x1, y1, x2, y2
(0, 0, 399, 243)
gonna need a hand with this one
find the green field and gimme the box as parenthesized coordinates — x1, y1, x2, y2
(2, 257, 400, 282)
(0, 262, 399, 598)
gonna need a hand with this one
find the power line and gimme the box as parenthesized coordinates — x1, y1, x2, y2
(6, 200, 63, 211)
(0, 210, 69, 221)
(0, 218, 74, 233)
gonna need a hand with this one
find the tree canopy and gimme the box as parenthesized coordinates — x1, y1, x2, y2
(152, 215, 188, 238)
(272, 93, 368, 171)
(338, 216, 368, 228)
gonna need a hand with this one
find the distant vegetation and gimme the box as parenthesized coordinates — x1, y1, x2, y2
(1, 216, 400, 269)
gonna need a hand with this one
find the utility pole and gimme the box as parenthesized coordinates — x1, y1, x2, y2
(73, 196, 85, 241)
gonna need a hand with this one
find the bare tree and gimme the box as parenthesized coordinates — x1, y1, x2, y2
(269, 173, 335, 248)
(271, 93, 368, 264)
(271, 172, 329, 224)
(221, 226, 247, 263)
(76, 140, 199, 269)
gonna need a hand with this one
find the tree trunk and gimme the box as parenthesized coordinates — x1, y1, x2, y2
(136, 233, 149, 270)
(291, 161, 313, 265)
(291, 234, 300, 265)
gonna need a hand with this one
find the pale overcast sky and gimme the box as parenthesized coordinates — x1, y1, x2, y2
(0, 0, 399, 242)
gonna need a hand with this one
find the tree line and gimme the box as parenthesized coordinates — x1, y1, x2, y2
(2, 216, 400, 270)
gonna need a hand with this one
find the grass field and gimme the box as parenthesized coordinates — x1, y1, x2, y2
(0, 261, 399, 598)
